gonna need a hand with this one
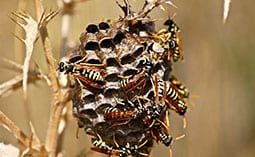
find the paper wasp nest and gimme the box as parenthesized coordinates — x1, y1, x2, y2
(59, 0, 189, 156)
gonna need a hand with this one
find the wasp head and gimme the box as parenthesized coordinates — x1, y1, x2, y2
(59, 61, 74, 74)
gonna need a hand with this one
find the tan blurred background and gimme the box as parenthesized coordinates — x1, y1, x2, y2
(1, 0, 255, 157)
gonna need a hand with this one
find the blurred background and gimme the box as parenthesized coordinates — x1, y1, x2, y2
(1, 0, 255, 157)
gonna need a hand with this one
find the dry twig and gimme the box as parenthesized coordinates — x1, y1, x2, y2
(0, 58, 50, 97)
(0, 111, 31, 147)
(37, 10, 62, 157)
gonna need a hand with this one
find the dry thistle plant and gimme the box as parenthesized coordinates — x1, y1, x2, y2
(0, 0, 232, 157)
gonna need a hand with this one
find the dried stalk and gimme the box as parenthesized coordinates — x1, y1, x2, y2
(37, 10, 62, 157)
(0, 58, 50, 97)
(0, 111, 31, 147)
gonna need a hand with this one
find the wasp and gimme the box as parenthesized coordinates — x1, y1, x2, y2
(103, 106, 137, 123)
(164, 81, 187, 115)
(142, 112, 172, 147)
(138, 92, 171, 147)
(119, 70, 148, 94)
(170, 75, 189, 99)
(103, 97, 146, 124)
(164, 19, 184, 62)
(149, 73, 187, 115)
(59, 55, 105, 89)
(165, 91, 187, 115)
(149, 116, 173, 147)
(151, 19, 184, 62)
(149, 74, 187, 115)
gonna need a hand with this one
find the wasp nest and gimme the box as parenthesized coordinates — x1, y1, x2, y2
(59, 0, 189, 156)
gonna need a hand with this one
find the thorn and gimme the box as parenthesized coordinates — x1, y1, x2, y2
(39, 10, 59, 27)
(13, 33, 25, 43)
(9, 16, 24, 28)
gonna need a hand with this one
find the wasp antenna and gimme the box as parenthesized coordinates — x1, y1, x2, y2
(113, 133, 119, 147)
(169, 147, 173, 157)
(182, 116, 187, 129)
(175, 134, 185, 141)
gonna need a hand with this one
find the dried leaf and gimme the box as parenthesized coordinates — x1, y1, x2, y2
(11, 12, 39, 100)
(223, 0, 231, 23)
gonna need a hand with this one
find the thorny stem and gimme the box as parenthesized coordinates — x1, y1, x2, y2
(34, 1, 63, 155)
(33, 0, 73, 156)
(39, 25, 63, 157)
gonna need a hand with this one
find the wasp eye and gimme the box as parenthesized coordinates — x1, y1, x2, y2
(59, 62, 65, 72)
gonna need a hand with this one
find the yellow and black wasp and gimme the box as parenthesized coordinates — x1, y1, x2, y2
(151, 19, 184, 62)
(59, 54, 105, 89)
